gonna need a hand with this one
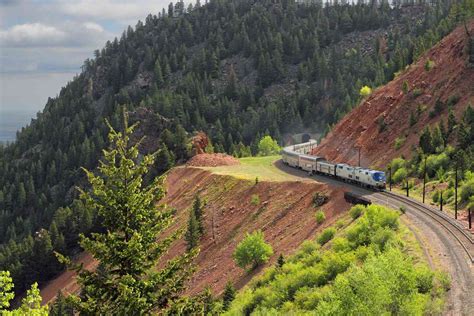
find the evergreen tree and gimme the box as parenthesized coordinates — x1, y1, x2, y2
(419, 127, 433, 154)
(222, 281, 236, 311)
(185, 208, 200, 251)
(192, 194, 204, 234)
(67, 115, 196, 314)
(277, 254, 285, 268)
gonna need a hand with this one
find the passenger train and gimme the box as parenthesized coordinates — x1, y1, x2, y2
(281, 141, 386, 190)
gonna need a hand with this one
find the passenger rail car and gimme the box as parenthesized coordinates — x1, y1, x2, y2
(281, 141, 386, 190)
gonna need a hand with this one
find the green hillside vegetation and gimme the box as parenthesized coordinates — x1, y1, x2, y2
(388, 105, 474, 214)
(226, 205, 449, 315)
(0, 0, 466, 295)
(200, 156, 300, 181)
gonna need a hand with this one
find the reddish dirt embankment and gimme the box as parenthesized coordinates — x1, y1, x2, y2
(41, 167, 350, 303)
(161, 167, 349, 296)
(187, 153, 240, 167)
(314, 22, 474, 168)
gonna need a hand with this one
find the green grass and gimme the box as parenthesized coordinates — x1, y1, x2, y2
(199, 155, 305, 182)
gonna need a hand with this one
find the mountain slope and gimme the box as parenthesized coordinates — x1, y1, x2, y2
(0, 0, 460, 295)
(40, 164, 350, 302)
(314, 21, 474, 168)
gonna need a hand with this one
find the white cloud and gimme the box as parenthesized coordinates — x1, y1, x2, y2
(83, 22, 104, 33)
(0, 23, 66, 46)
(61, 0, 167, 21)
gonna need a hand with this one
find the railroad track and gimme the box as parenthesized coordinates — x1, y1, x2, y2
(378, 190, 474, 263)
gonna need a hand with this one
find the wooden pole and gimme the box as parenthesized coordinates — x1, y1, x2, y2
(406, 178, 409, 197)
(455, 162, 458, 220)
(440, 191, 443, 212)
(389, 167, 392, 191)
(422, 157, 427, 203)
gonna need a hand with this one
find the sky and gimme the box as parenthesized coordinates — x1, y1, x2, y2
(0, 0, 184, 140)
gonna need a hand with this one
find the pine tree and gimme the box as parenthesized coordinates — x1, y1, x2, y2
(192, 194, 204, 234)
(67, 114, 196, 314)
(185, 208, 200, 251)
(277, 254, 285, 268)
(448, 108, 457, 135)
(419, 127, 433, 154)
(222, 281, 236, 311)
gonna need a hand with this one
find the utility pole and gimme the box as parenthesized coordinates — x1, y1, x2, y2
(469, 209, 472, 230)
(440, 191, 443, 212)
(454, 162, 458, 220)
(388, 166, 392, 191)
(406, 178, 409, 197)
(422, 156, 427, 203)
(358, 147, 361, 167)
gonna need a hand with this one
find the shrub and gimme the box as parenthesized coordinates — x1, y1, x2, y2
(392, 167, 408, 184)
(349, 205, 365, 220)
(389, 157, 406, 174)
(399, 206, 406, 214)
(234, 230, 273, 270)
(415, 266, 434, 294)
(251, 194, 260, 206)
(402, 80, 409, 94)
(424, 59, 435, 71)
(313, 192, 329, 207)
(360, 85, 372, 97)
(447, 94, 460, 107)
(412, 88, 423, 98)
(315, 210, 326, 224)
(335, 219, 345, 229)
(394, 137, 405, 150)
(317, 228, 336, 245)
(258, 135, 281, 156)
(377, 117, 387, 132)
(460, 179, 474, 202)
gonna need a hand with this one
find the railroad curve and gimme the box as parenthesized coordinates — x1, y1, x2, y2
(275, 159, 474, 315)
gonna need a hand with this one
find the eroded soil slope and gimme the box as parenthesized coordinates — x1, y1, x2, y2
(160, 167, 349, 296)
(314, 22, 474, 168)
(41, 166, 349, 303)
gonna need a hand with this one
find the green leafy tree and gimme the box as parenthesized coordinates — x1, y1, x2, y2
(67, 116, 196, 314)
(258, 135, 281, 156)
(0, 271, 48, 315)
(0, 271, 14, 309)
(359, 85, 372, 97)
(233, 230, 273, 270)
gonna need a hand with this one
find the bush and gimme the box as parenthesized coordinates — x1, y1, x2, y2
(424, 59, 435, 71)
(415, 266, 434, 294)
(315, 210, 326, 224)
(394, 137, 405, 150)
(399, 206, 406, 214)
(234, 230, 273, 270)
(389, 158, 406, 174)
(251, 194, 260, 206)
(412, 88, 423, 98)
(258, 136, 281, 156)
(313, 192, 329, 207)
(349, 205, 365, 220)
(317, 228, 336, 245)
(360, 85, 372, 97)
(447, 94, 460, 107)
(460, 179, 474, 203)
(392, 167, 408, 184)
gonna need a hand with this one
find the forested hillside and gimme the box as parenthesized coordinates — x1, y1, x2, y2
(0, 0, 463, 294)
